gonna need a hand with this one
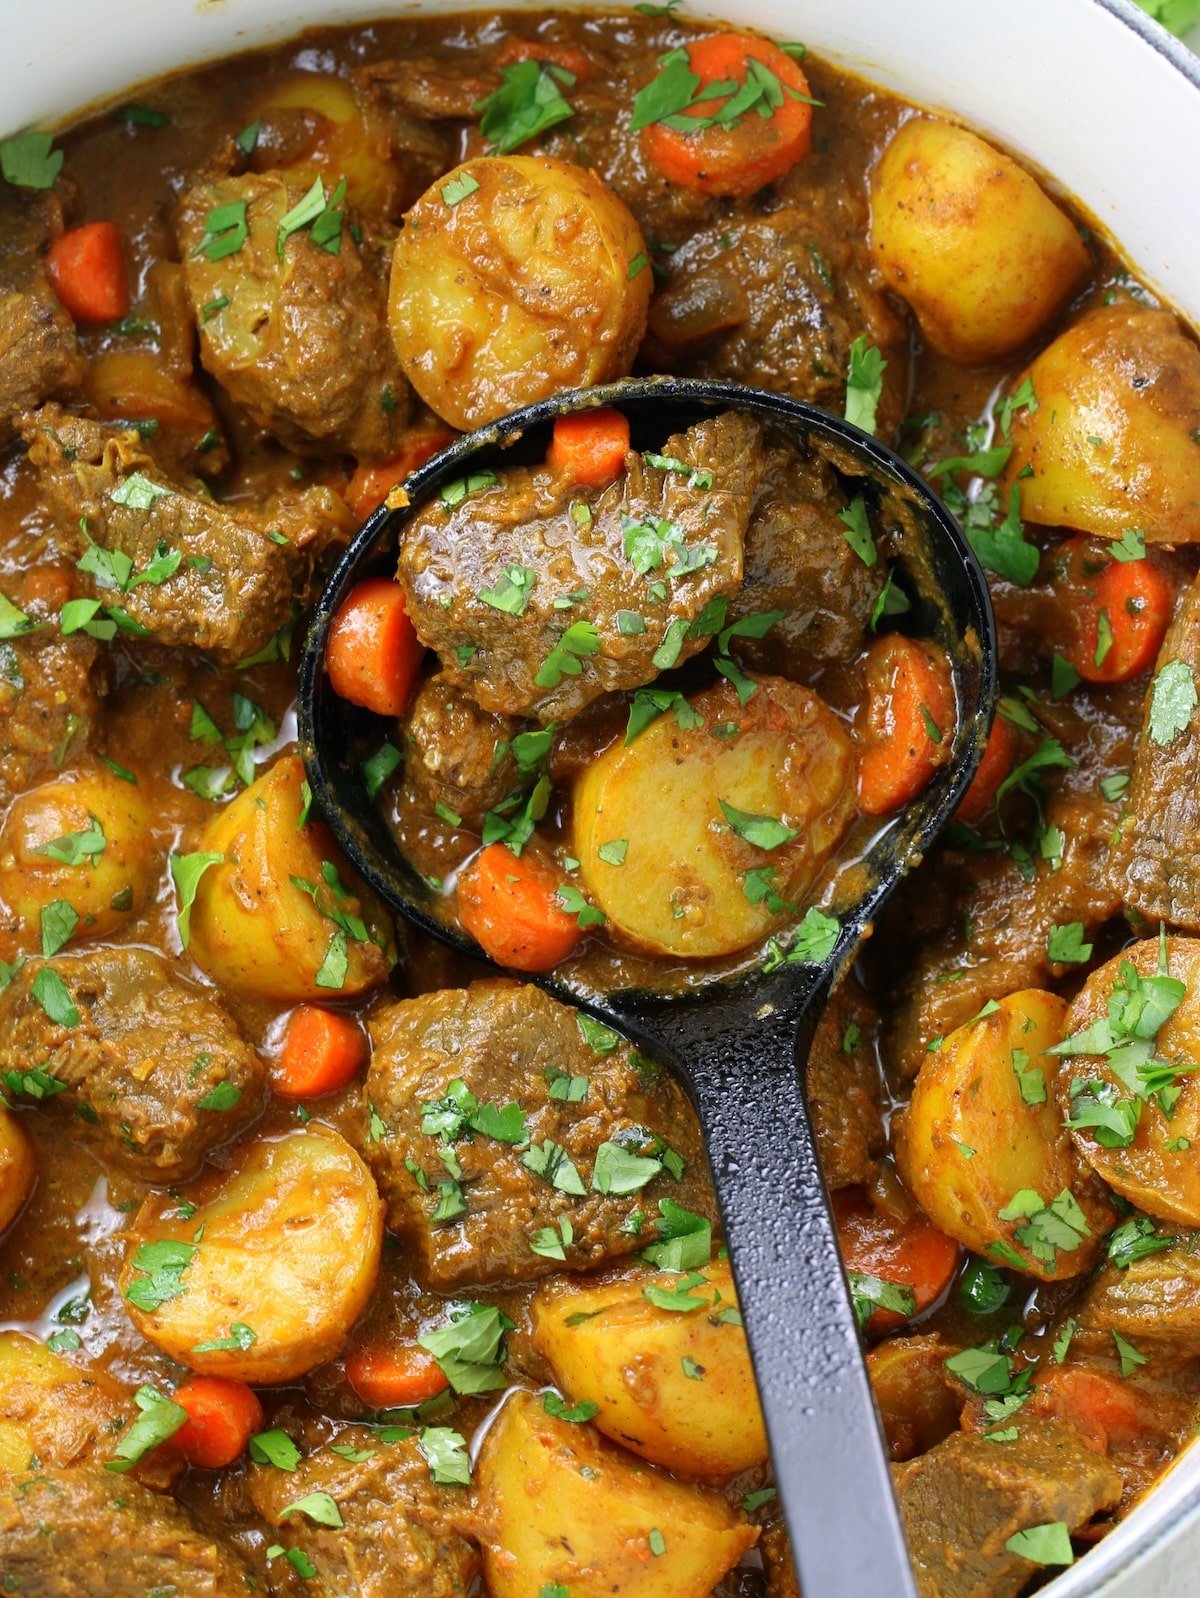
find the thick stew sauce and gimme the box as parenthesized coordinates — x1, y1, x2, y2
(1, 10, 1199, 1598)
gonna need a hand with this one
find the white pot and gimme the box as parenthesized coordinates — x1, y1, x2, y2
(8, 2, 1200, 1592)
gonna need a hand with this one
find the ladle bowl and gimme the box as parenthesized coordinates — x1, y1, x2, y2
(298, 376, 997, 1597)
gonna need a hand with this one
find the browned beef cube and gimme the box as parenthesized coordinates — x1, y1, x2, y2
(363, 981, 709, 1290)
(0, 946, 266, 1182)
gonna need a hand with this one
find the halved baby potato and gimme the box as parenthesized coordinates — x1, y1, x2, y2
(389, 155, 651, 430)
(0, 1331, 179, 1488)
(119, 1125, 383, 1383)
(0, 1109, 35, 1237)
(531, 1258, 767, 1478)
(253, 71, 404, 218)
(869, 117, 1089, 364)
(0, 759, 157, 954)
(186, 754, 394, 1003)
(477, 1390, 758, 1597)
(572, 676, 855, 958)
(1002, 303, 1200, 542)
(894, 990, 1114, 1279)
(1057, 937, 1200, 1226)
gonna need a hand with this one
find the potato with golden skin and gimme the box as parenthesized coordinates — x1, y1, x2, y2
(572, 676, 855, 958)
(0, 759, 157, 954)
(869, 117, 1089, 364)
(1056, 937, 1200, 1226)
(0, 1331, 179, 1487)
(120, 1125, 383, 1383)
(0, 1109, 34, 1237)
(476, 1390, 758, 1597)
(389, 156, 651, 430)
(894, 990, 1114, 1280)
(186, 754, 394, 1003)
(531, 1258, 767, 1478)
(1002, 303, 1200, 541)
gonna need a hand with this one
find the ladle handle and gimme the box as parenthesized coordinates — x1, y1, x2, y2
(611, 971, 918, 1598)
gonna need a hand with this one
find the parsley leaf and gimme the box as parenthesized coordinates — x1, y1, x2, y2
(169, 851, 224, 948)
(32, 966, 80, 1028)
(1047, 922, 1093, 965)
(419, 1303, 512, 1395)
(837, 495, 877, 565)
(1004, 1522, 1074, 1567)
(544, 1391, 599, 1423)
(535, 620, 601, 689)
(1149, 659, 1197, 746)
(479, 564, 537, 615)
(123, 1239, 196, 1312)
(719, 800, 797, 850)
(476, 60, 575, 153)
(105, 1385, 187, 1472)
(1, 131, 63, 190)
(640, 1199, 711, 1272)
(249, 1429, 302, 1470)
(848, 1272, 916, 1330)
(762, 906, 840, 971)
(845, 337, 886, 436)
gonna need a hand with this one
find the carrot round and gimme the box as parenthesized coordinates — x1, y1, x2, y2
(857, 634, 955, 817)
(833, 1187, 959, 1333)
(345, 1342, 450, 1409)
(173, 1376, 263, 1469)
(344, 426, 457, 520)
(46, 221, 130, 324)
(273, 1005, 367, 1099)
(325, 577, 425, 719)
(641, 33, 814, 198)
(457, 843, 583, 972)
(955, 715, 1016, 826)
(546, 408, 631, 489)
(1027, 1365, 1157, 1455)
(1054, 535, 1172, 685)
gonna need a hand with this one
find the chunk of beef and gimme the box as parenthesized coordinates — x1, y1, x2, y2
(397, 411, 766, 723)
(0, 1467, 254, 1596)
(884, 794, 1123, 1078)
(806, 980, 886, 1190)
(1115, 568, 1200, 931)
(363, 980, 709, 1289)
(398, 671, 518, 829)
(22, 405, 352, 662)
(0, 186, 83, 444)
(0, 625, 99, 806)
(1075, 1240, 1200, 1365)
(726, 440, 883, 677)
(893, 1422, 1121, 1598)
(0, 947, 267, 1182)
(247, 1417, 478, 1597)
(643, 207, 909, 440)
(177, 173, 413, 459)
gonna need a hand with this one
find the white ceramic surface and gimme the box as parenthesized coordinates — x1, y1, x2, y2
(6, 3, 1200, 1593)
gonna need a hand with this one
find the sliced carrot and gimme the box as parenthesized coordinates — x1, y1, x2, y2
(641, 33, 814, 198)
(833, 1187, 960, 1334)
(273, 1005, 367, 1099)
(344, 426, 458, 520)
(1054, 535, 1173, 685)
(1026, 1365, 1158, 1455)
(345, 1343, 450, 1409)
(325, 577, 425, 719)
(15, 565, 74, 616)
(857, 634, 955, 817)
(46, 222, 130, 324)
(546, 408, 631, 490)
(457, 843, 583, 972)
(172, 1376, 263, 1469)
(495, 35, 593, 81)
(955, 715, 1017, 826)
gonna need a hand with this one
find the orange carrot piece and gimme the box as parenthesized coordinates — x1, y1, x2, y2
(1055, 535, 1173, 685)
(46, 222, 130, 324)
(833, 1187, 960, 1334)
(325, 577, 425, 719)
(1027, 1365, 1159, 1455)
(173, 1377, 263, 1469)
(641, 33, 814, 198)
(857, 634, 955, 817)
(546, 408, 631, 489)
(344, 427, 458, 520)
(345, 1343, 450, 1409)
(273, 1005, 367, 1099)
(457, 843, 583, 972)
(956, 715, 1017, 826)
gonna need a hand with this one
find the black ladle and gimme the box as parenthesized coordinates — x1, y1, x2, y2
(298, 377, 996, 1597)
